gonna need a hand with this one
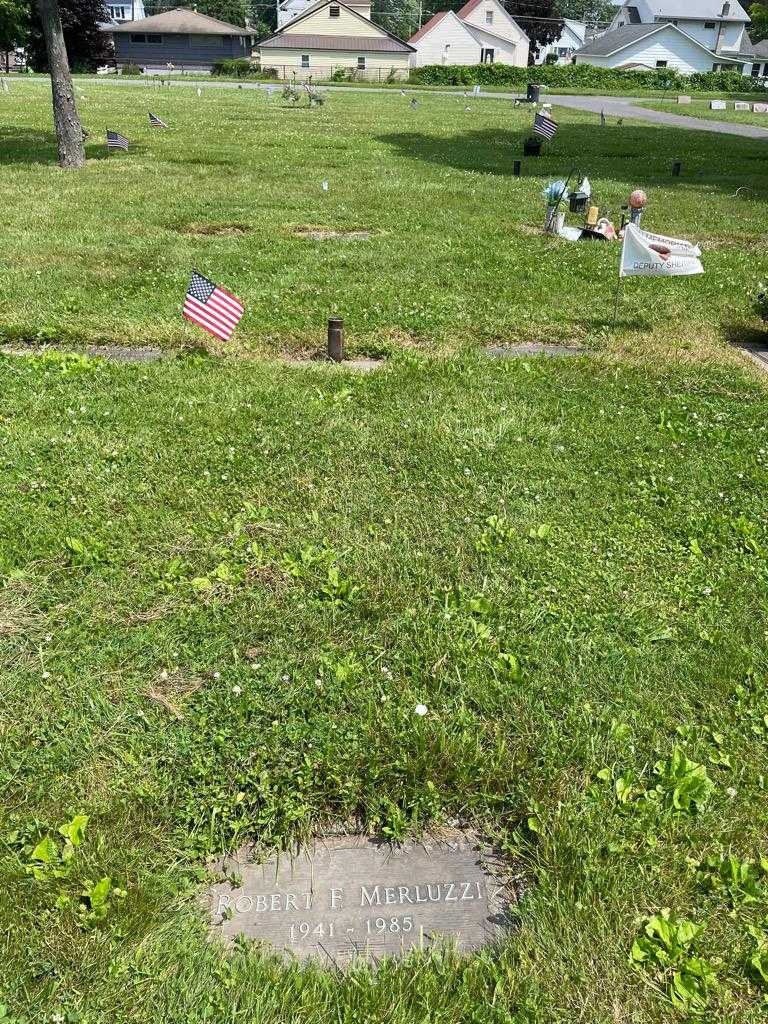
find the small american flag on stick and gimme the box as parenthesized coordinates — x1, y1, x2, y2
(106, 130, 129, 151)
(183, 270, 244, 342)
(149, 112, 168, 128)
(532, 112, 558, 141)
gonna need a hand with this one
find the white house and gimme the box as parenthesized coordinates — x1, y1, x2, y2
(537, 18, 586, 64)
(574, 1, 757, 75)
(106, 0, 145, 23)
(259, 0, 414, 79)
(409, 0, 529, 67)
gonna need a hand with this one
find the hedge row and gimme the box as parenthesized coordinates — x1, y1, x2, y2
(211, 59, 278, 79)
(408, 62, 768, 94)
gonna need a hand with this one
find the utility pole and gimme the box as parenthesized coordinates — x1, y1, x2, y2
(35, 0, 85, 168)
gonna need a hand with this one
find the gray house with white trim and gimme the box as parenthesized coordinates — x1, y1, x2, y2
(111, 7, 253, 71)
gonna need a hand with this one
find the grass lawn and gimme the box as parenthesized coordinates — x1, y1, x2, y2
(2, 80, 768, 1024)
(2, 346, 768, 1022)
(641, 97, 768, 129)
(1, 80, 766, 361)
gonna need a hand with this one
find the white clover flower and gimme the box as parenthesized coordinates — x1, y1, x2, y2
(232, 685, 242, 696)
(414, 704, 428, 717)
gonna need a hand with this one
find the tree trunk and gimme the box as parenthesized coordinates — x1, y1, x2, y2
(35, 0, 85, 168)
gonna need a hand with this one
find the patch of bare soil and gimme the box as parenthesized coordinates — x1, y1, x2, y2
(180, 223, 252, 237)
(291, 225, 376, 241)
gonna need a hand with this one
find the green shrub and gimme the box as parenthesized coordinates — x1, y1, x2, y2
(408, 62, 768, 94)
(211, 58, 274, 79)
(120, 63, 142, 76)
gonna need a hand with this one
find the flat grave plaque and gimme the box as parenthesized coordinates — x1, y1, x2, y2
(677, 95, 692, 104)
(206, 834, 515, 963)
(753, 103, 768, 113)
(710, 100, 727, 110)
(734, 101, 751, 111)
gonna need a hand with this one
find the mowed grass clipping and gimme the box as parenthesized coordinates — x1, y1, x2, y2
(0, 80, 766, 359)
(1, 346, 768, 1022)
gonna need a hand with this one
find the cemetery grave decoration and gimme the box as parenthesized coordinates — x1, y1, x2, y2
(304, 82, 326, 107)
(206, 832, 517, 964)
(524, 106, 558, 156)
(541, 177, 657, 246)
(628, 189, 647, 227)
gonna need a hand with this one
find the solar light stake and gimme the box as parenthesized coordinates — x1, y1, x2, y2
(513, 160, 521, 177)
(327, 317, 345, 362)
(672, 161, 682, 177)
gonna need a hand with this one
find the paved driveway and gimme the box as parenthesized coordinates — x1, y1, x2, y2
(548, 93, 768, 140)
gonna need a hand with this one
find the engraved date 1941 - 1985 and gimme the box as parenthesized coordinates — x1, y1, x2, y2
(290, 916, 414, 943)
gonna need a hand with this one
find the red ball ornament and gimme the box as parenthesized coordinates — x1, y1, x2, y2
(629, 189, 648, 209)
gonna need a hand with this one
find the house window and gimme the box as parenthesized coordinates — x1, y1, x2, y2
(713, 62, 720, 70)
(146, 33, 162, 42)
(329, 4, 340, 14)
(301, 53, 310, 67)
(357, 55, 366, 68)
(704, 21, 715, 28)
(655, 60, 667, 67)
(196, 34, 221, 44)
(130, 32, 146, 41)
(110, 6, 127, 19)
(485, 9, 493, 23)
(481, 47, 494, 63)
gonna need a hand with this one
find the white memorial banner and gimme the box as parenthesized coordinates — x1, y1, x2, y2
(620, 224, 703, 278)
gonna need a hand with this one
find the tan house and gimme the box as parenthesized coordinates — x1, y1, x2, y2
(259, 0, 415, 80)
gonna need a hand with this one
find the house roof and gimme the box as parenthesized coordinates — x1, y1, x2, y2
(576, 20, 744, 61)
(261, 0, 415, 49)
(111, 7, 249, 34)
(618, 0, 749, 21)
(753, 38, 768, 57)
(455, 0, 529, 39)
(408, 10, 450, 44)
(261, 31, 412, 49)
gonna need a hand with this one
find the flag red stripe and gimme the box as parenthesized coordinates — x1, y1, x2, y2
(184, 294, 241, 331)
(183, 297, 238, 336)
(211, 287, 244, 316)
(183, 308, 231, 341)
(183, 300, 234, 338)
(195, 291, 242, 326)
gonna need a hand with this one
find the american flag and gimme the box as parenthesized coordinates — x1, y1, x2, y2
(149, 112, 168, 128)
(532, 112, 558, 140)
(183, 270, 244, 342)
(106, 130, 129, 151)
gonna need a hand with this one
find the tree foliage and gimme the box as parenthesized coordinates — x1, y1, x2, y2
(508, 0, 564, 62)
(27, 0, 112, 71)
(749, 2, 768, 42)
(554, 0, 615, 24)
(144, 0, 250, 26)
(0, 0, 28, 52)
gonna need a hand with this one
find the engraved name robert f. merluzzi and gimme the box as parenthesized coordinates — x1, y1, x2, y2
(217, 879, 489, 917)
